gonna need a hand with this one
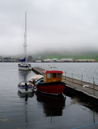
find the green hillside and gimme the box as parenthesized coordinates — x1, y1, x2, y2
(34, 52, 98, 61)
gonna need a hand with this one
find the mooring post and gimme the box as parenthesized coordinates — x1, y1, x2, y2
(81, 75, 83, 85)
(65, 72, 66, 80)
(72, 73, 73, 82)
(94, 81, 95, 96)
(93, 77, 95, 96)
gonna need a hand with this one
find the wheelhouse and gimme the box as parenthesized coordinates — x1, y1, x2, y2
(42, 70, 63, 83)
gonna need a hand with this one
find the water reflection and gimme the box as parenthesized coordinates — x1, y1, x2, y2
(65, 94, 98, 128)
(18, 70, 30, 81)
(35, 91, 66, 116)
(18, 91, 34, 101)
(17, 91, 34, 128)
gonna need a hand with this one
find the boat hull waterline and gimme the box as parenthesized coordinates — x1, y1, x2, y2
(18, 64, 32, 70)
(37, 81, 66, 97)
(18, 81, 34, 93)
(18, 87, 33, 93)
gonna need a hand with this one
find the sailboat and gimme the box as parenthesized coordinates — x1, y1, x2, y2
(18, 12, 32, 70)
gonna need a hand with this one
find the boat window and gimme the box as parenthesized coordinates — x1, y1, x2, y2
(43, 73, 46, 78)
(58, 73, 61, 78)
(47, 73, 51, 78)
(53, 73, 56, 78)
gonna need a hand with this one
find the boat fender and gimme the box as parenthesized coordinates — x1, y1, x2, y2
(19, 84, 21, 87)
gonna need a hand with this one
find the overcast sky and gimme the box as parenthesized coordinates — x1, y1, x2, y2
(0, 0, 98, 56)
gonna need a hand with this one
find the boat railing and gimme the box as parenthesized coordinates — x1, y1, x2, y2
(45, 65, 58, 71)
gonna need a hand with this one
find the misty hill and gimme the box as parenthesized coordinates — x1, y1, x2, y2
(33, 51, 98, 61)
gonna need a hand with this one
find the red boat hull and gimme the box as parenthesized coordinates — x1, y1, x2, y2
(37, 81, 66, 97)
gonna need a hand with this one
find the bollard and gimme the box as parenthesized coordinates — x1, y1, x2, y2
(93, 81, 95, 96)
(93, 77, 95, 96)
(81, 75, 83, 85)
(93, 77, 94, 85)
(65, 72, 66, 80)
(72, 73, 73, 82)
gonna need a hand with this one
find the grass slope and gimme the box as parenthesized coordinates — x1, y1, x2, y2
(35, 52, 98, 61)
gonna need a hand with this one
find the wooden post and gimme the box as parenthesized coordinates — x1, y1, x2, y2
(93, 77, 94, 85)
(72, 73, 73, 82)
(65, 72, 66, 80)
(81, 75, 83, 85)
(93, 77, 95, 96)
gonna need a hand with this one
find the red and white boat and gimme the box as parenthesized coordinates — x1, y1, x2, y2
(36, 67, 66, 97)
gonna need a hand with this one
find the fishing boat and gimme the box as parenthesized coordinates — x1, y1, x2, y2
(18, 12, 32, 70)
(18, 81, 34, 93)
(36, 67, 66, 97)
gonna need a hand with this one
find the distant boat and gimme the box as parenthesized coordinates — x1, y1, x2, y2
(18, 12, 32, 70)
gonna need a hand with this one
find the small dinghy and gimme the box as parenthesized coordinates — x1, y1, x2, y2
(18, 81, 34, 93)
(29, 74, 43, 84)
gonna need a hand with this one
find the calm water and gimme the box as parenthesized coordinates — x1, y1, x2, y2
(0, 63, 98, 129)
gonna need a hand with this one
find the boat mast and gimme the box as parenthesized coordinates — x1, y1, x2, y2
(24, 12, 27, 64)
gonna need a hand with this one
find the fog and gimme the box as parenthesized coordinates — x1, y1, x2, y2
(0, 0, 98, 56)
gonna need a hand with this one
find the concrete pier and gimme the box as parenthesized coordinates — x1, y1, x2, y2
(32, 67, 98, 105)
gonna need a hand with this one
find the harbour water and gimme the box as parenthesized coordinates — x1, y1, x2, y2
(0, 62, 98, 129)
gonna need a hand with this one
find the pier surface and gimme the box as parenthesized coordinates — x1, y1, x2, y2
(32, 67, 98, 105)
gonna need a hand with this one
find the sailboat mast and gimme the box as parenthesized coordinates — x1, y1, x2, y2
(24, 12, 27, 64)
